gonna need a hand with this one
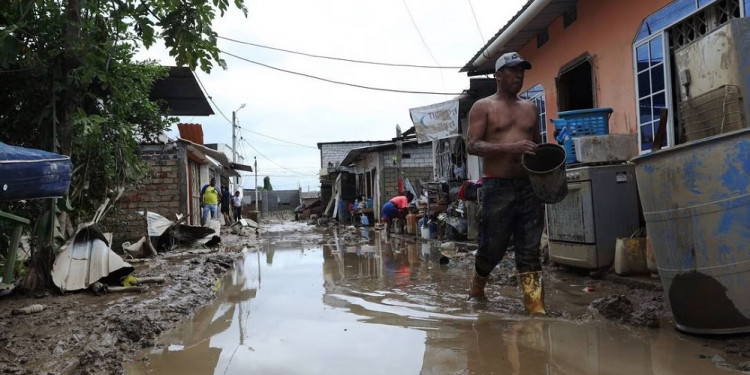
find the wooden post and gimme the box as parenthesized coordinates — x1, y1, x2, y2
(0, 211, 30, 284)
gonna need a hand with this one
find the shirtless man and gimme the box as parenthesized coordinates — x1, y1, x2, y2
(465, 52, 546, 314)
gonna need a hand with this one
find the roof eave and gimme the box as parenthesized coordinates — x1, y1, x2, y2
(461, 0, 578, 76)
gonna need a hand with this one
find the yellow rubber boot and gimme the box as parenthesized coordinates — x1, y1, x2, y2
(468, 271, 488, 301)
(519, 271, 547, 315)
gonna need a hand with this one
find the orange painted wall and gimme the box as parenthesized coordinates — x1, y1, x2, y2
(517, 0, 671, 141)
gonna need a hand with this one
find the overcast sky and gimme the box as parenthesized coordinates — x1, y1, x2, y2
(136, 0, 527, 191)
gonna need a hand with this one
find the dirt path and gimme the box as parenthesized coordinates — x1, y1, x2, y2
(3, 218, 750, 374)
(0, 226, 255, 375)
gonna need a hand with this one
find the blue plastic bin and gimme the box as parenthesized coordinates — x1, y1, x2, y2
(553, 108, 612, 164)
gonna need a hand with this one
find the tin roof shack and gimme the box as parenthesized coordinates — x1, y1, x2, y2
(340, 133, 433, 222)
(317, 141, 389, 221)
(300, 191, 321, 207)
(102, 67, 253, 251)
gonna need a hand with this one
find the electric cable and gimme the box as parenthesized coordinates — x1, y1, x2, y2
(401, 0, 440, 67)
(218, 35, 462, 69)
(236, 125, 316, 149)
(194, 74, 233, 124)
(193, 76, 320, 149)
(466, 0, 485, 42)
(220, 50, 462, 96)
(241, 138, 310, 176)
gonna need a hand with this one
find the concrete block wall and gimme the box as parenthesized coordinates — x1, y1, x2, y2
(320, 142, 373, 167)
(383, 166, 432, 199)
(104, 143, 182, 249)
(263, 190, 301, 212)
(383, 143, 433, 168)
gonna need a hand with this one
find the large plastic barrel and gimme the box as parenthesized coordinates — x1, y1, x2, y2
(522, 143, 568, 203)
(632, 128, 750, 334)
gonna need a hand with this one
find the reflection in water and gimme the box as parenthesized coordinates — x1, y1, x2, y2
(125, 223, 734, 375)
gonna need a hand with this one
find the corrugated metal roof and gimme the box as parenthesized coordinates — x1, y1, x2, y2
(461, 0, 578, 76)
(341, 139, 419, 166)
(150, 67, 214, 116)
(51, 224, 134, 292)
(300, 191, 320, 199)
(177, 123, 204, 145)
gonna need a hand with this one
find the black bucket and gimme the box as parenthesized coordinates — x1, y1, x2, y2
(522, 144, 568, 204)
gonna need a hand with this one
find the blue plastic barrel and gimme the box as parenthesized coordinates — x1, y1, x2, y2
(632, 128, 750, 334)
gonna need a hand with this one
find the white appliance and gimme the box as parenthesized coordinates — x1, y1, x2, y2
(547, 163, 641, 270)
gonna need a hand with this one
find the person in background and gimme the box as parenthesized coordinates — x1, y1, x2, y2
(380, 191, 414, 235)
(453, 157, 467, 181)
(356, 195, 367, 210)
(200, 177, 222, 226)
(233, 191, 243, 222)
(220, 186, 231, 226)
(465, 51, 546, 314)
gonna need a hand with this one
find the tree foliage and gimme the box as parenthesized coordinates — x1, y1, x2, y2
(0, 0, 245, 281)
(263, 176, 273, 191)
(0, 0, 245, 218)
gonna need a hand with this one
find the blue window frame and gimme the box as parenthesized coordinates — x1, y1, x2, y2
(634, 35, 669, 152)
(520, 84, 547, 143)
(635, 0, 724, 43)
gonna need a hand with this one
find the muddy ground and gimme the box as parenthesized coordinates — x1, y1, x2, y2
(2, 217, 750, 374)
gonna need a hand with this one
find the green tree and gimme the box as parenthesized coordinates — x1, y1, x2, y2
(0, 0, 246, 287)
(263, 176, 273, 191)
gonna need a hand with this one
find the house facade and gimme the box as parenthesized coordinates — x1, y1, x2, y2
(107, 136, 241, 248)
(461, 0, 749, 153)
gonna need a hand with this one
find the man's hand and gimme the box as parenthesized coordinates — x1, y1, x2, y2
(514, 140, 538, 155)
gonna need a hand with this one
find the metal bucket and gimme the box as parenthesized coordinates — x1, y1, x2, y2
(522, 144, 568, 203)
(632, 128, 750, 334)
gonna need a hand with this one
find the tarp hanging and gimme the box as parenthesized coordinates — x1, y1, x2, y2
(409, 100, 459, 144)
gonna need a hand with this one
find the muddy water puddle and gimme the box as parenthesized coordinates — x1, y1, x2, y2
(124, 223, 733, 374)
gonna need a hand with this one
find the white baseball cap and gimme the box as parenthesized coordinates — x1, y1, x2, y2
(495, 52, 532, 71)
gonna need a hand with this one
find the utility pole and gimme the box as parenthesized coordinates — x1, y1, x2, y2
(254, 156, 259, 212)
(396, 124, 403, 194)
(232, 104, 246, 187)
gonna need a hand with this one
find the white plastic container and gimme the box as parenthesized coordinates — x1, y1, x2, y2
(573, 134, 638, 163)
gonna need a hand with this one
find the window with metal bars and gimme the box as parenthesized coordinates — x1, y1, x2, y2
(670, 0, 740, 48)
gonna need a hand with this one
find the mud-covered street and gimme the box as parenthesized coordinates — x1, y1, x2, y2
(3, 218, 750, 374)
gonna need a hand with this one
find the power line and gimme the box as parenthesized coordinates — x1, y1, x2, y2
(218, 35, 462, 69)
(221, 50, 462, 96)
(401, 0, 440, 67)
(241, 138, 309, 176)
(194, 74, 233, 124)
(466, 0, 485, 43)
(236, 125, 316, 149)
(192, 81, 318, 149)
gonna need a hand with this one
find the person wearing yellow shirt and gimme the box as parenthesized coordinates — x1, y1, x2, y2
(200, 177, 222, 226)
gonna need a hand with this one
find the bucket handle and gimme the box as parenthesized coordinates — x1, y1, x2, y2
(630, 227, 646, 238)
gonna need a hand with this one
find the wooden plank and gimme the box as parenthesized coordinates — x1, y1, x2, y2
(652, 108, 669, 152)
(1, 225, 23, 284)
(0, 210, 30, 225)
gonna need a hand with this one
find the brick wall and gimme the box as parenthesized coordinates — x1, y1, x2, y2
(104, 143, 183, 249)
